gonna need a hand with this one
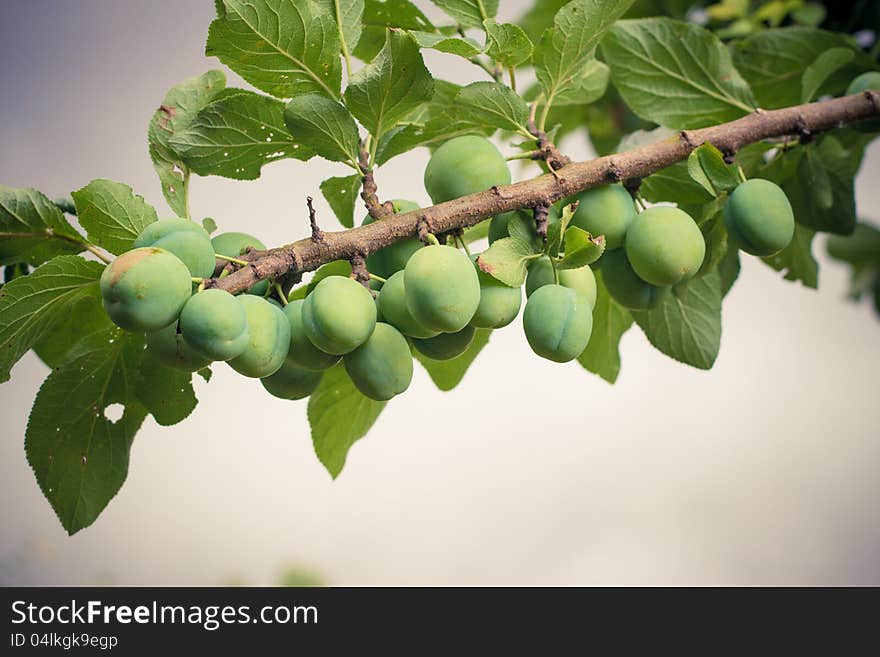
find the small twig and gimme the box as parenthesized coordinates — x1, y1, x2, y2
(533, 204, 550, 241)
(358, 139, 389, 220)
(526, 118, 571, 173)
(273, 281, 289, 306)
(215, 253, 249, 266)
(307, 196, 325, 243)
(623, 178, 642, 199)
(349, 253, 371, 290)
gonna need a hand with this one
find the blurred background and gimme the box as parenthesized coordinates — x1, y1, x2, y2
(1, 0, 878, 586)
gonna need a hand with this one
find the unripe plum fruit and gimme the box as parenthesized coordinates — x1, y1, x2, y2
(424, 135, 511, 204)
(404, 245, 480, 333)
(362, 199, 422, 279)
(100, 247, 192, 332)
(282, 299, 341, 370)
(723, 179, 795, 256)
(846, 72, 880, 132)
(471, 256, 522, 328)
(525, 257, 597, 309)
(145, 323, 212, 372)
(570, 184, 637, 250)
(228, 295, 291, 378)
(376, 271, 438, 339)
(260, 358, 323, 400)
(344, 323, 413, 401)
(412, 325, 475, 360)
(302, 276, 377, 355)
(134, 218, 216, 278)
(211, 231, 269, 296)
(523, 284, 592, 363)
(179, 289, 249, 361)
(601, 249, 670, 310)
(625, 206, 705, 286)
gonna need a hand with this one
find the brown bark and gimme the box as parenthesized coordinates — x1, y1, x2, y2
(210, 92, 880, 295)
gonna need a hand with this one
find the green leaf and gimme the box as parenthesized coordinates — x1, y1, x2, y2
(632, 271, 723, 370)
(25, 326, 147, 534)
(283, 94, 361, 164)
(415, 328, 490, 391)
(0, 186, 85, 266)
(357, 0, 435, 61)
(148, 70, 227, 217)
(801, 47, 855, 103)
(761, 224, 818, 288)
(782, 133, 868, 235)
(455, 81, 530, 134)
(206, 0, 342, 100)
(483, 20, 533, 68)
(71, 180, 158, 255)
(558, 226, 605, 269)
(577, 271, 633, 383)
(601, 18, 756, 129)
(345, 29, 433, 140)
(687, 143, 739, 197)
(718, 240, 741, 297)
(32, 294, 113, 369)
(475, 237, 540, 286)
(202, 217, 218, 234)
(170, 89, 314, 180)
(409, 31, 483, 58)
(316, 0, 364, 57)
(0, 256, 104, 383)
(732, 27, 871, 109)
(430, 0, 497, 29)
(135, 355, 198, 426)
(308, 363, 386, 478)
(544, 60, 609, 106)
(320, 174, 363, 228)
(534, 0, 634, 108)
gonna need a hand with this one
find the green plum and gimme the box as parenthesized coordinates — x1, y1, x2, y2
(569, 184, 637, 250)
(145, 323, 212, 372)
(100, 247, 192, 332)
(179, 288, 249, 361)
(134, 218, 216, 278)
(282, 299, 341, 370)
(723, 179, 795, 256)
(344, 323, 413, 401)
(525, 256, 597, 308)
(302, 276, 377, 355)
(601, 248, 670, 310)
(228, 296, 290, 378)
(471, 255, 522, 328)
(211, 231, 269, 296)
(424, 135, 511, 204)
(625, 206, 705, 286)
(412, 325, 475, 360)
(362, 199, 422, 278)
(260, 358, 323, 400)
(376, 271, 438, 339)
(404, 245, 480, 333)
(522, 284, 592, 363)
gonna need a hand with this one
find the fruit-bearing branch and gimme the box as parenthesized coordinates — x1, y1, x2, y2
(210, 92, 880, 295)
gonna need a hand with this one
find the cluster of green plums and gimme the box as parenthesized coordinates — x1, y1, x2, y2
(99, 129, 800, 403)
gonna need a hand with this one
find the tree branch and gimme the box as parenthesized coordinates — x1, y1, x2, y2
(212, 93, 880, 295)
